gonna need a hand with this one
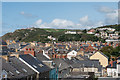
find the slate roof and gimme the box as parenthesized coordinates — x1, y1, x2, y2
(9, 56, 36, 76)
(19, 54, 50, 73)
(0, 52, 8, 56)
(35, 53, 49, 61)
(76, 55, 89, 61)
(7, 43, 20, 50)
(52, 58, 70, 71)
(63, 58, 102, 72)
(1, 58, 27, 79)
(20, 43, 30, 49)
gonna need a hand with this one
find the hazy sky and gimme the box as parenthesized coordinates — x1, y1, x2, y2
(2, 2, 118, 35)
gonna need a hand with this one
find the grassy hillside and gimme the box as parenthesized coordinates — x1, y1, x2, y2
(2, 25, 113, 43)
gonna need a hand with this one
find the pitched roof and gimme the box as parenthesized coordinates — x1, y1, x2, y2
(35, 53, 49, 61)
(76, 55, 89, 61)
(52, 58, 70, 71)
(63, 58, 102, 72)
(9, 56, 36, 76)
(1, 58, 27, 79)
(7, 43, 20, 49)
(92, 51, 109, 59)
(19, 54, 50, 73)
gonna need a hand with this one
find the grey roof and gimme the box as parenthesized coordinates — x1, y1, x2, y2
(20, 43, 30, 49)
(35, 53, 49, 61)
(52, 58, 70, 71)
(76, 55, 89, 61)
(63, 58, 102, 72)
(1, 58, 27, 79)
(19, 54, 50, 73)
(0, 52, 8, 55)
(9, 56, 36, 76)
(0, 46, 15, 53)
(7, 43, 20, 49)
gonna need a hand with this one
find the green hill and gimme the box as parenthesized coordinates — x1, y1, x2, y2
(1, 26, 109, 43)
(97, 24, 120, 31)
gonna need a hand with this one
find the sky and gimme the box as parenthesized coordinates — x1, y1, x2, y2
(2, 2, 118, 36)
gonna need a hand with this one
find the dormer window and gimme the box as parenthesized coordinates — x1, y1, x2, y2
(16, 70, 20, 74)
(39, 64, 44, 67)
(9, 71, 14, 76)
(22, 68, 27, 72)
(33, 65, 37, 68)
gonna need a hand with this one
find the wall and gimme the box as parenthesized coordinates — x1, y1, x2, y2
(90, 52, 108, 67)
(107, 68, 117, 77)
(117, 64, 120, 76)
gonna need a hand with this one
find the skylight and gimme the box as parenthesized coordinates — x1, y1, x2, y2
(16, 70, 20, 74)
(33, 65, 37, 68)
(9, 71, 14, 76)
(38, 64, 44, 67)
(22, 68, 27, 72)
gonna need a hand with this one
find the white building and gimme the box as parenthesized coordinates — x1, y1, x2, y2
(65, 31, 76, 34)
(67, 50, 77, 60)
(47, 35, 56, 40)
(87, 29, 95, 34)
(107, 58, 120, 77)
(98, 28, 115, 32)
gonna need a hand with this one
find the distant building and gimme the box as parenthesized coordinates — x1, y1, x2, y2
(65, 31, 76, 34)
(98, 28, 115, 32)
(47, 36, 56, 40)
(67, 50, 77, 60)
(106, 58, 120, 77)
(0, 57, 36, 80)
(87, 29, 95, 34)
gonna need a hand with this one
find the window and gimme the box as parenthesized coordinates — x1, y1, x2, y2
(39, 64, 44, 67)
(22, 68, 27, 72)
(9, 71, 14, 76)
(118, 73, 120, 76)
(16, 70, 20, 74)
(33, 65, 37, 68)
(114, 72, 116, 76)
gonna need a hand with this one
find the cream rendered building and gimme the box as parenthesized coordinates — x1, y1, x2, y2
(90, 51, 108, 67)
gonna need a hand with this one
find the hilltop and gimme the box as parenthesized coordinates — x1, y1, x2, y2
(96, 24, 120, 31)
(2, 24, 120, 43)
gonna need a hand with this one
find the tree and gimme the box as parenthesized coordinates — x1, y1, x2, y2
(100, 46, 120, 58)
(100, 46, 114, 58)
(82, 29, 87, 33)
(111, 46, 120, 56)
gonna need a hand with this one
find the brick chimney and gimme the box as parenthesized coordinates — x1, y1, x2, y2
(24, 48, 35, 56)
